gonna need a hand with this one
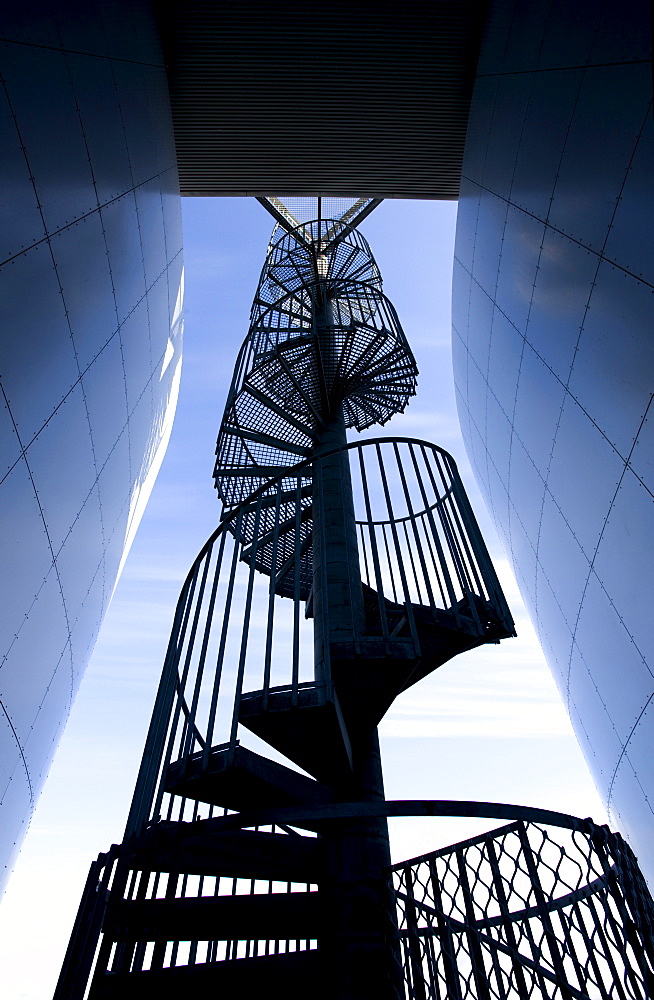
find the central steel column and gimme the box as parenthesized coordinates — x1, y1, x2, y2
(311, 282, 398, 999)
(312, 408, 365, 671)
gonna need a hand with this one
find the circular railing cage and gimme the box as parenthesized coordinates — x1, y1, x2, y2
(59, 803, 654, 998)
(214, 219, 418, 511)
(261, 218, 382, 297)
(390, 807, 654, 1000)
(125, 437, 514, 839)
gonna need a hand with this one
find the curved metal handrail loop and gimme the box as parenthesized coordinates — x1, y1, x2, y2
(78, 793, 654, 1000)
(247, 279, 405, 346)
(214, 215, 418, 514)
(263, 216, 382, 290)
(167, 798, 600, 837)
(218, 435, 514, 624)
(237, 282, 415, 428)
(386, 804, 654, 1000)
(124, 436, 515, 842)
(254, 220, 383, 331)
(214, 286, 417, 510)
(355, 491, 454, 527)
(151, 436, 508, 612)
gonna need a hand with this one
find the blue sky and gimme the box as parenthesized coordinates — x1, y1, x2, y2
(0, 198, 606, 999)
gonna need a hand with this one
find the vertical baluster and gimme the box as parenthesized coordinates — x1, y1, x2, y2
(315, 461, 333, 695)
(403, 520, 423, 606)
(292, 475, 302, 705)
(419, 509, 448, 609)
(199, 525, 229, 767)
(446, 487, 486, 596)
(124, 553, 201, 840)
(358, 446, 390, 649)
(181, 540, 224, 763)
(382, 523, 399, 605)
(428, 857, 465, 1000)
(403, 866, 428, 1000)
(124, 868, 151, 974)
(586, 830, 650, 1000)
(410, 443, 460, 621)
(150, 872, 179, 972)
(566, 893, 617, 998)
(426, 451, 471, 596)
(229, 496, 264, 748)
(394, 441, 437, 614)
(441, 448, 506, 617)
(203, 510, 244, 765)
(430, 450, 485, 633)
(484, 837, 534, 999)
(587, 828, 652, 1000)
(174, 545, 214, 763)
(151, 550, 213, 826)
(263, 485, 283, 709)
(376, 442, 420, 653)
(453, 847, 493, 1000)
(188, 939, 198, 966)
(552, 903, 591, 998)
(586, 891, 634, 999)
(434, 450, 479, 593)
(516, 823, 581, 999)
(53, 849, 120, 999)
(359, 522, 371, 587)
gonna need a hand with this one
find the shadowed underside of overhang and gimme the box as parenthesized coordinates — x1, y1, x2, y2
(156, 0, 488, 199)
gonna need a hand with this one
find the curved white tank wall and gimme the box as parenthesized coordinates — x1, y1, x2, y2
(0, 0, 183, 892)
(452, 0, 654, 879)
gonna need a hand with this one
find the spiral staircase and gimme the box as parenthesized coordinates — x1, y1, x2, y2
(55, 204, 528, 999)
(55, 202, 654, 1000)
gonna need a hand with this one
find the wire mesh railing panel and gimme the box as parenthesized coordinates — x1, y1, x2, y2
(390, 819, 654, 1000)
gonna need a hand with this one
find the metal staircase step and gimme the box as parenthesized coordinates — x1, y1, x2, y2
(395, 597, 514, 695)
(90, 949, 324, 999)
(104, 889, 322, 943)
(130, 824, 324, 882)
(238, 686, 353, 786)
(165, 743, 332, 811)
(332, 629, 484, 732)
(318, 587, 515, 730)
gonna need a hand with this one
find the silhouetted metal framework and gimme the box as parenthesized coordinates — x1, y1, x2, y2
(55, 215, 653, 998)
(215, 218, 416, 504)
(391, 808, 654, 1000)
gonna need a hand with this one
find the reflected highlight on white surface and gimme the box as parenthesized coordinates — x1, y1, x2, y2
(452, 0, 653, 879)
(0, 1, 183, 892)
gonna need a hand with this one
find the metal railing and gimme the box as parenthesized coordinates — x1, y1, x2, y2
(390, 811, 654, 1000)
(123, 438, 514, 841)
(58, 801, 654, 999)
(54, 828, 319, 997)
(354, 439, 512, 644)
(214, 216, 417, 511)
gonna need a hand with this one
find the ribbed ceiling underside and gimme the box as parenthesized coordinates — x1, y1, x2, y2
(156, 0, 487, 200)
